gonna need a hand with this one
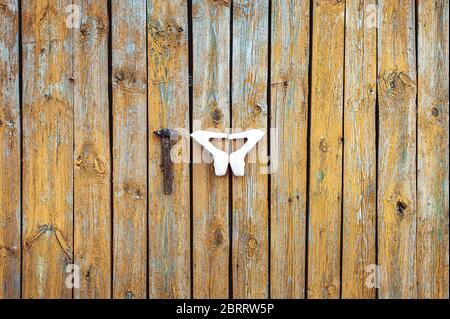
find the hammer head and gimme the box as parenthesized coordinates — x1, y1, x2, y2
(153, 128, 178, 140)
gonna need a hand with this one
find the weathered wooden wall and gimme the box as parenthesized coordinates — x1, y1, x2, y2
(0, 0, 448, 299)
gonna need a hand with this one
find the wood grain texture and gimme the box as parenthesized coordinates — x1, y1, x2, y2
(270, 0, 309, 299)
(377, 0, 417, 299)
(147, 0, 190, 298)
(307, 0, 345, 299)
(342, 0, 377, 299)
(22, 0, 74, 298)
(417, 0, 449, 299)
(73, 0, 111, 299)
(0, 0, 448, 300)
(0, 0, 20, 299)
(192, 0, 230, 299)
(232, 0, 269, 299)
(112, 0, 147, 300)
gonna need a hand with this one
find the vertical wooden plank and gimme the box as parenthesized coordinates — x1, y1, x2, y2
(0, 0, 20, 299)
(22, 0, 74, 298)
(112, 0, 148, 299)
(192, 0, 230, 299)
(417, 0, 449, 299)
(342, 0, 377, 299)
(73, 0, 110, 299)
(377, 0, 417, 299)
(147, 0, 190, 298)
(232, 0, 269, 299)
(270, 0, 309, 299)
(307, 0, 345, 299)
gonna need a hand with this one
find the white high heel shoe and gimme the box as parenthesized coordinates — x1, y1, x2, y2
(191, 129, 265, 177)
(190, 130, 229, 176)
(229, 129, 265, 176)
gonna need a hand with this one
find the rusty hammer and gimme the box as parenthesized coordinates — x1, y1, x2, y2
(153, 128, 178, 195)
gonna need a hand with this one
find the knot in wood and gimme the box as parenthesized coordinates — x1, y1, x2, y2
(211, 107, 223, 124)
(253, 104, 262, 116)
(396, 200, 407, 217)
(431, 107, 439, 117)
(76, 143, 107, 176)
(97, 20, 107, 34)
(246, 237, 258, 257)
(115, 72, 124, 81)
(213, 229, 224, 247)
(150, 21, 185, 50)
(80, 23, 90, 37)
(380, 72, 415, 101)
(323, 282, 337, 296)
(319, 138, 328, 152)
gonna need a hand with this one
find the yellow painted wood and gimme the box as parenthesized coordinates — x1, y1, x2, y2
(232, 0, 269, 299)
(377, 0, 417, 299)
(73, 0, 111, 299)
(307, 0, 345, 299)
(22, 0, 74, 298)
(0, 0, 447, 300)
(147, 0, 191, 298)
(192, 0, 230, 299)
(112, 0, 148, 299)
(270, 0, 309, 299)
(342, 0, 377, 299)
(417, 0, 449, 299)
(0, 0, 20, 299)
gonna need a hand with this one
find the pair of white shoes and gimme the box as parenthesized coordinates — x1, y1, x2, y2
(191, 129, 265, 176)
